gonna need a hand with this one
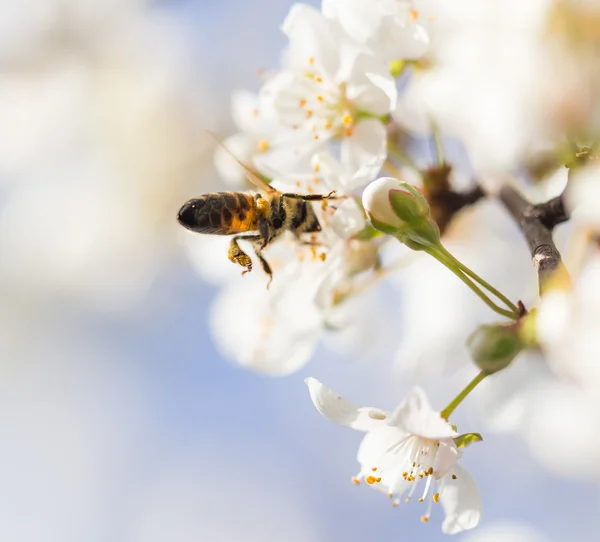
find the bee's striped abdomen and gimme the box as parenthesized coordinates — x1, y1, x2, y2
(177, 192, 258, 235)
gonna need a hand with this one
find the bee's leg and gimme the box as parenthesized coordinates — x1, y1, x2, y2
(254, 249, 274, 288)
(228, 235, 255, 276)
(257, 215, 272, 250)
(281, 190, 338, 201)
(229, 235, 274, 287)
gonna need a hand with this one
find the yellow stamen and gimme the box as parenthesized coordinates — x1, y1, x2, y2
(305, 110, 313, 119)
(316, 95, 324, 102)
(342, 113, 353, 126)
(365, 476, 378, 485)
(371, 467, 377, 472)
(308, 56, 314, 64)
(410, 9, 419, 21)
(313, 163, 320, 172)
(324, 120, 333, 130)
(315, 75, 323, 83)
(418, 498, 424, 503)
(421, 515, 430, 523)
(299, 98, 307, 107)
(351, 476, 361, 485)
(452, 474, 457, 480)
(319, 253, 327, 262)
(257, 139, 269, 152)
(433, 493, 440, 503)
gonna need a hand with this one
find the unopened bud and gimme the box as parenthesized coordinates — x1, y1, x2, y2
(467, 323, 524, 374)
(362, 177, 441, 248)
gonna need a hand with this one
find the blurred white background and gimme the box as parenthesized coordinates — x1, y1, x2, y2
(0, 1, 598, 541)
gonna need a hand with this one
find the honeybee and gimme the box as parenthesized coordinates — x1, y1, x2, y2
(177, 148, 336, 286)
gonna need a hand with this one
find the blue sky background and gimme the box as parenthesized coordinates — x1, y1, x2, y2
(0, 1, 598, 541)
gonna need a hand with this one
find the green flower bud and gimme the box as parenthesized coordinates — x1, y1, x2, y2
(467, 323, 524, 375)
(362, 177, 441, 249)
(388, 183, 431, 223)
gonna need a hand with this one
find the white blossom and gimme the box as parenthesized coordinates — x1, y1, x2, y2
(255, 4, 395, 181)
(536, 254, 600, 387)
(322, 0, 430, 61)
(566, 162, 600, 230)
(306, 378, 481, 533)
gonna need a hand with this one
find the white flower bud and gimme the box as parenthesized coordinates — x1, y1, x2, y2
(362, 177, 407, 231)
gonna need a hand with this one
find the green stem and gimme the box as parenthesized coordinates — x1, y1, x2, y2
(440, 370, 487, 420)
(438, 246, 520, 315)
(425, 247, 518, 320)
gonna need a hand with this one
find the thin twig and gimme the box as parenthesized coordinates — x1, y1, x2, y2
(498, 185, 568, 294)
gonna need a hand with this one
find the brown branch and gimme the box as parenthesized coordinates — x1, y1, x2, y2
(423, 165, 486, 234)
(498, 185, 569, 294)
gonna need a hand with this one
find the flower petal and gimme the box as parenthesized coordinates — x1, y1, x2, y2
(346, 54, 397, 116)
(435, 439, 460, 480)
(330, 198, 366, 240)
(281, 4, 340, 76)
(305, 378, 390, 431)
(440, 464, 482, 534)
(340, 119, 387, 189)
(356, 426, 411, 495)
(388, 387, 456, 439)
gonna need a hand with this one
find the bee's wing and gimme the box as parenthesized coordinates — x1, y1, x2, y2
(206, 130, 277, 195)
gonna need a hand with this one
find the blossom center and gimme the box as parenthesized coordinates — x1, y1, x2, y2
(281, 59, 357, 140)
(358, 435, 444, 522)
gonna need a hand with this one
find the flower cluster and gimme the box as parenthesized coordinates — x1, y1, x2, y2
(182, 0, 433, 377)
(179, 0, 600, 535)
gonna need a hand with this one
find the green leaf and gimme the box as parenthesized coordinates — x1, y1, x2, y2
(454, 433, 483, 449)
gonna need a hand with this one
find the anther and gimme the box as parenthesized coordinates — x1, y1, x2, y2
(342, 114, 353, 126)
(410, 9, 419, 20)
(299, 98, 307, 107)
(257, 139, 269, 152)
(421, 515, 430, 523)
(308, 56, 314, 64)
(365, 476, 377, 485)
(452, 474, 457, 480)
(317, 95, 324, 102)
(315, 76, 323, 83)
(305, 110, 313, 119)
(351, 477, 361, 485)
(433, 493, 440, 503)
(371, 467, 377, 472)
(418, 498, 424, 503)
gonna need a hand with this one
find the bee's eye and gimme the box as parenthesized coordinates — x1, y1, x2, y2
(177, 201, 200, 229)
